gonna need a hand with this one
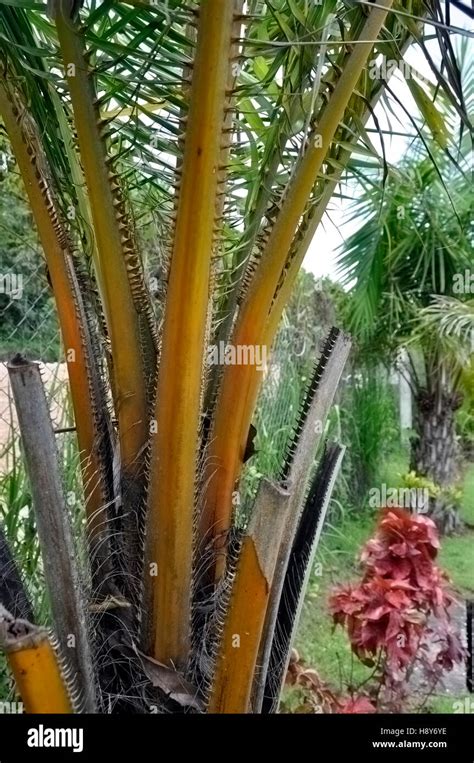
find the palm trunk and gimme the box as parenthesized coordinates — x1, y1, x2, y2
(410, 384, 463, 535)
(411, 388, 462, 486)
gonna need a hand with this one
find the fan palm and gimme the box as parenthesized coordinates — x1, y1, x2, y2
(338, 99, 473, 512)
(0, 0, 470, 713)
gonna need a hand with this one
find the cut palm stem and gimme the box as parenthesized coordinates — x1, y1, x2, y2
(208, 480, 290, 713)
(8, 357, 96, 713)
(253, 331, 351, 711)
(0, 604, 73, 714)
(259, 444, 346, 713)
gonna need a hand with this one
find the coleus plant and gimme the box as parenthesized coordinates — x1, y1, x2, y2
(0, 0, 470, 714)
(283, 649, 377, 713)
(330, 507, 465, 711)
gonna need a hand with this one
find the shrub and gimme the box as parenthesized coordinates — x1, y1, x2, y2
(329, 507, 465, 711)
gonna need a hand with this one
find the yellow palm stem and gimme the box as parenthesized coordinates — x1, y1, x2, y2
(143, 0, 236, 667)
(201, 0, 394, 579)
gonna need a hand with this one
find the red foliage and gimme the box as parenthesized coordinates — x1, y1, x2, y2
(329, 508, 464, 694)
(284, 649, 377, 714)
(336, 696, 376, 714)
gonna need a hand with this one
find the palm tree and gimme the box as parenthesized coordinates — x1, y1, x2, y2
(415, 293, 474, 468)
(0, 0, 470, 713)
(338, 124, 473, 526)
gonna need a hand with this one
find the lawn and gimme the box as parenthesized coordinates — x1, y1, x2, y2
(439, 462, 474, 595)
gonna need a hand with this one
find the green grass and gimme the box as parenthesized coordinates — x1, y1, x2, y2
(438, 465, 474, 595)
(460, 465, 474, 525)
(375, 447, 409, 488)
(439, 533, 474, 594)
(296, 512, 375, 689)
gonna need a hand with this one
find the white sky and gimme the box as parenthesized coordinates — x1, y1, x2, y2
(303, 4, 470, 282)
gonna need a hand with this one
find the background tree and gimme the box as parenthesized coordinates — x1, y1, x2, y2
(338, 127, 473, 505)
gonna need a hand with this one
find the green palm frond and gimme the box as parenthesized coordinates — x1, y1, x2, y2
(416, 295, 474, 350)
(337, 137, 472, 346)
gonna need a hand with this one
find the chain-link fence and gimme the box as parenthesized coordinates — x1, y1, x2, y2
(0, 257, 72, 476)
(0, 135, 73, 471)
(0, 245, 337, 484)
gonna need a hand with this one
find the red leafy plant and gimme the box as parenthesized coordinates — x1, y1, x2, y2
(283, 649, 377, 714)
(329, 507, 465, 711)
